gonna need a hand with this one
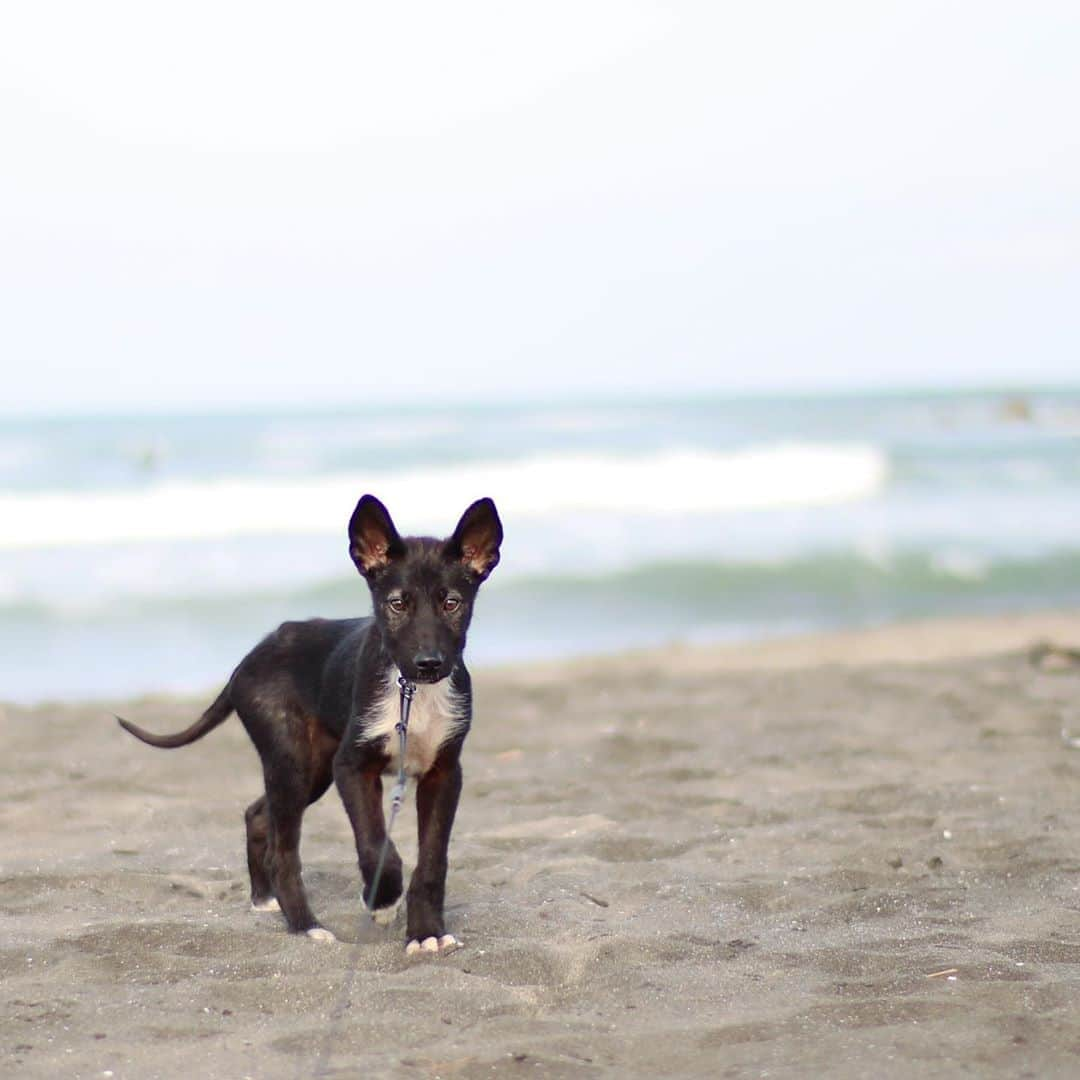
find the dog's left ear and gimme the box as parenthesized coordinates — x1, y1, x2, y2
(348, 494, 406, 578)
(444, 498, 503, 581)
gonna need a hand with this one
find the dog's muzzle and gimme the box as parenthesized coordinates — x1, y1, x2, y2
(411, 651, 446, 683)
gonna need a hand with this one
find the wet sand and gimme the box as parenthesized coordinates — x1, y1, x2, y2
(3, 612, 1080, 1078)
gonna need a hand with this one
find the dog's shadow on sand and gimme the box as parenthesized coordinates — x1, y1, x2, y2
(301, 869, 400, 945)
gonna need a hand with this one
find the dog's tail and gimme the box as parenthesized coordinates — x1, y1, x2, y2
(116, 683, 234, 749)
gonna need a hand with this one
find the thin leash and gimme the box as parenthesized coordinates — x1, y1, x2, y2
(366, 675, 414, 912)
(309, 674, 415, 1080)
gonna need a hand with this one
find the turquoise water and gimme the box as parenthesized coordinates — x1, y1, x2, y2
(2, 389, 1079, 702)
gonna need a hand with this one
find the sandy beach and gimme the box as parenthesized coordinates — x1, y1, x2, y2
(3, 611, 1080, 1079)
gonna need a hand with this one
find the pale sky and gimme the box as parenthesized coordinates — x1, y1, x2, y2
(2, 2, 1078, 414)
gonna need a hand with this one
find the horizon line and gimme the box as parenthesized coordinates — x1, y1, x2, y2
(4, 380, 1080, 423)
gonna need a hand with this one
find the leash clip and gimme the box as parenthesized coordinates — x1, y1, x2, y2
(396, 676, 415, 735)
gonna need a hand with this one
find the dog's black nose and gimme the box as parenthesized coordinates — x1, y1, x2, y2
(413, 652, 444, 678)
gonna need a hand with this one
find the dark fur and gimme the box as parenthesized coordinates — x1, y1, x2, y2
(118, 495, 502, 944)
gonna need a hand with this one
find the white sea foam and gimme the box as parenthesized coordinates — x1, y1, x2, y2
(0, 443, 887, 550)
(929, 549, 990, 582)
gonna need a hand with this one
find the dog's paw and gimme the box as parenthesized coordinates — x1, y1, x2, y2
(405, 934, 460, 956)
(362, 863, 403, 912)
(251, 897, 281, 913)
(305, 927, 338, 943)
(370, 898, 401, 927)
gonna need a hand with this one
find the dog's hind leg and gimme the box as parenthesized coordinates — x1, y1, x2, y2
(263, 775, 323, 938)
(262, 742, 337, 938)
(234, 680, 339, 936)
(244, 796, 279, 912)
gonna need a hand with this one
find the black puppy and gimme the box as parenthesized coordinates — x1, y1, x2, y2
(118, 495, 502, 954)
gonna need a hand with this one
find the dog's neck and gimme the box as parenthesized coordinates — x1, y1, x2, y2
(360, 665, 467, 777)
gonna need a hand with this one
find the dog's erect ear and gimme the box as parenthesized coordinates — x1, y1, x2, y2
(348, 495, 406, 577)
(444, 498, 503, 581)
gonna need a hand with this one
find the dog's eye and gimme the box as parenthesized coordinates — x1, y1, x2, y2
(387, 596, 406, 614)
(443, 596, 460, 613)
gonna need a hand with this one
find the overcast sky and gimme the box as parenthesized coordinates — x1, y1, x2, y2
(2, 2, 1078, 414)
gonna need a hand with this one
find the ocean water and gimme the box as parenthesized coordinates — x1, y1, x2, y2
(2, 390, 1079, 703)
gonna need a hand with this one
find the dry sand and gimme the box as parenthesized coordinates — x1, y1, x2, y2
(3, 612, 1080, 1079)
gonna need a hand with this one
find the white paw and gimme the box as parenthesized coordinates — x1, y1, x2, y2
(405, 934, 460, 956)
(371, 899, 401, 926)
(305, 927, 338, 943)
(251, 897, 281, 913)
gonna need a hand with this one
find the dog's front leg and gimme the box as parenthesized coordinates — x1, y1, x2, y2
(405, 757, 463, 953)
(333, 755, 403, 913)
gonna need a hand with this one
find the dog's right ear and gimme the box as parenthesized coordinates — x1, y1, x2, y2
(348, 495, 406, 578)
(444, 497, 503, 582)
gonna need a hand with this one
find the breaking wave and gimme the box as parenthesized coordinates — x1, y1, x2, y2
(0, 443, 887, 549)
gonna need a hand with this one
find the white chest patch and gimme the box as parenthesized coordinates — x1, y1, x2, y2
(359, 671, 468, 778)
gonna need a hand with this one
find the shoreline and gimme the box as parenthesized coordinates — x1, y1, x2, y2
(3, 610, 1080, 1077)
(481, 609, 1080, 681)
(10, 608, 1080, 713)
